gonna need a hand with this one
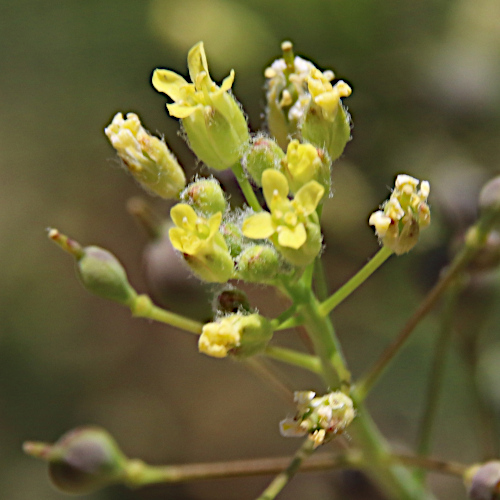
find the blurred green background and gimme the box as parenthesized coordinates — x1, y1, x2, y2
(2, 0, 500, 498)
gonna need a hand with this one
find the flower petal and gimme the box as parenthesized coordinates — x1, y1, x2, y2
(166, 102, 198, 119)
(170, 203, 197, 228)
(294, 181, 324, 215)
(152, 70, 189, 101)
(187, 42, 212, 86)
(242, 212, 275, 239)
(278, 224, 307, 249)
(208, 212, 223, 238)
(262, 169, 289, 208)
(220, 70, 235, 92)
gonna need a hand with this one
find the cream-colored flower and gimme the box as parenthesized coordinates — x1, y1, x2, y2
(369, 174, 431, 255)
(104, 113, 185, 199)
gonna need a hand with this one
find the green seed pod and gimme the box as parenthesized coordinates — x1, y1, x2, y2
(181, 178, 227, 216)
(48, 230, 137, 306)
(23, 427, 127, 495)
(243, 135, 285, 187)
(237, 244, 281, 283)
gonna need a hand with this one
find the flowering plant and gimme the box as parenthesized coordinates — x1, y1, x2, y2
(24, 41, 500, 500)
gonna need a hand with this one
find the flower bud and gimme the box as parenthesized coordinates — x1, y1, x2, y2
(214, 287, 251, 314)
(242, 135, 285, 187)
(264, 41, 316, 150)
(220, 221, 245, 258)
(282, 140, 331, 197)
(23, 427, 127, 494)
(104, 112, 186, 199)
(153, 42, 249, 171)
(280, 391, 355, 448)
(198, 313, 273, 358)
(369, 174, 431, 255)
(48, 229, 137, 306)
(236, 244, 282, 283)
(301, 69, 352, 162)
(464, 461, 500, 499)
(181, 178, 227, 216)
(479, 176, 500, 227)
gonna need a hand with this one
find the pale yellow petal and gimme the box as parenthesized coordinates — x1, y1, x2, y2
(220, 70, 235, 92)
(208, 212, 222, 237)
(168, 227, 185, 252)
(187, 42, 212, 85)
(242, 212, 275, 239)
(152, 70, 189, 101)
(262, 169, 289, 207)
(166, 102, 198, 119)
(294, 181, 324, 215)
(170, 203, 198, 228)
(278, 224, 307, 249)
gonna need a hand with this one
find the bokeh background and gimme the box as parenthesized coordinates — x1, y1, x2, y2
(2, 0, 500, 498)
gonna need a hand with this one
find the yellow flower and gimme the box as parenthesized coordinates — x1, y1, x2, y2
(283, 140, 331, 196)
(169, 203, 234, 282)
(242, 169, 323, 266)
(302, 68, 352, 162)
(152, 42, 249, 171)
(307, 68, 352, 119)
(199, 314, 273, 358)
(369, 174, 431, 255)
(104, 112, 185, 199)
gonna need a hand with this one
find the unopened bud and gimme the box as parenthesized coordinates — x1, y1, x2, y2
(464, 461, 500, 499)
(479, 176, 500, 227)
(49, 229, 137, 305)
(105, 112, 186, 199)
(220, 221, 245, 258)
(199, 313, 273, 359)
(181, 178, 227, 216)
(236, 244, 282, 283)
(242, 135, 285, 186)
(23, 427, 127, 494)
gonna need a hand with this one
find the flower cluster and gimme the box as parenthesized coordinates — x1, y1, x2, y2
(369, 174, 431, 255)
(280, 391, 356, 448)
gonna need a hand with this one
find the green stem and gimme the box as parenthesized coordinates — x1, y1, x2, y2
(231, 161, 262, 212)
(319, 246, 393, 316)
(263, 346, 322, 375)
(131, 295, 203, 334)
(123, 450, 356, 488)
(354, 219, 494, 401)
(255, 439, 316, 500)
(415, 284, 461, 482)
(350, 398, 437, 500)
(271, 304, 300, 330)
(283, 280, 351, 390)
(313, 257, 329, 301)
